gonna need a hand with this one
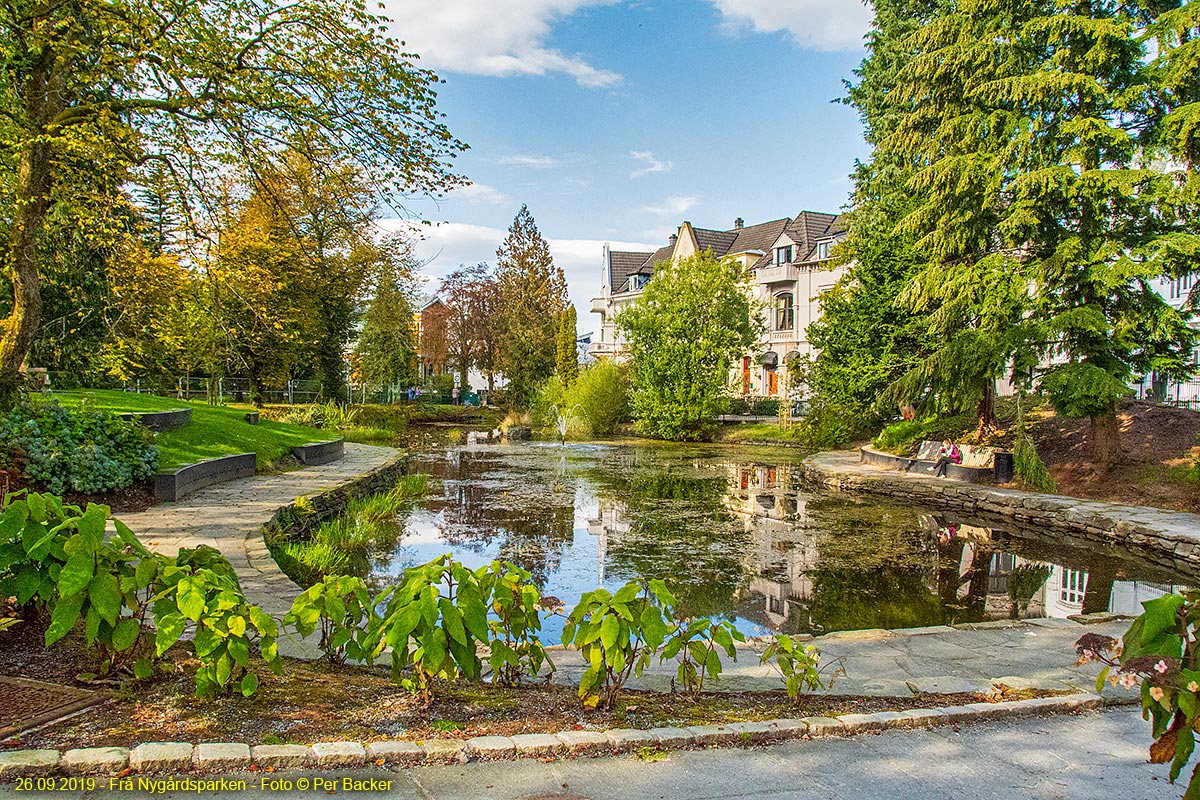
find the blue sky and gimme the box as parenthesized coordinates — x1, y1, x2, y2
(379, 0, 875, 332)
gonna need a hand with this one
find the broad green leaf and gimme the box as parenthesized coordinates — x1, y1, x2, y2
(77, 504, 108, 550)
(241, 673, 259, 697)
(177, 579, 206, 621)
(1096, 666, 1110, 695)
(46, 591, 85, 646)
(135, 557, 158, 590)
(84, 606, 102, 647)
(1174, 727, 1196, 784)
(112, 618, 140, 651)
(249, 606, 278, 637)
(613, 582, 640, 605)
(600, 614, 620, 650)
(133, 658, 154, 679)
(227, 615, 246, 637)
(57, 551, 95, 598)
(155, 612, 187, 654)
(215, 652, 232, 686)
(88, 572, 122, 626)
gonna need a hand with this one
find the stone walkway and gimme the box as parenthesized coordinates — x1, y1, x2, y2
(115, 443, 401, 654)
(546, 616, 1135, 700)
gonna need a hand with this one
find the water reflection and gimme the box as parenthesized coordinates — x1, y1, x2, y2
(368, 440, 1193, 638)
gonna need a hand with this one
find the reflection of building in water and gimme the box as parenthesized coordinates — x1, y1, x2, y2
(587, 501, 631, 586)
(724, 464, 819, 631)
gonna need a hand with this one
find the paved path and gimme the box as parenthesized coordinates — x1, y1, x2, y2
(116, 443, 400, 624)
(545, 616, 1137, 700)
(18, 708, 1174, 799)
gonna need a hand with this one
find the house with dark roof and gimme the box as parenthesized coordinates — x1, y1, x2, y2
(590, 212, 848, 397)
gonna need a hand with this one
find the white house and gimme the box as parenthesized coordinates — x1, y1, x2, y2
(590, 211, 848, 398)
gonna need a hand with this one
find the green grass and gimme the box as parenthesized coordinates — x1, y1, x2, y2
(50, 390, 336, 470)
(720, 422, 810, 443)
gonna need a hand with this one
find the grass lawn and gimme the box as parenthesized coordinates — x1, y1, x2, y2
(719, 422, 810, 444)
(50, 390, 336, 471)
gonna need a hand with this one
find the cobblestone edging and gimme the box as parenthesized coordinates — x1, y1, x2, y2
(0, 693, 1109, 779)
(800, 451, 1200, 571)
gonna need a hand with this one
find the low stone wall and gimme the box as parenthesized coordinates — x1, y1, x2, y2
(265, 455, 408, 541)
(800, 451, 1200, 570)
(154, 453, 256, 502)
(859, 446, 994, 484)
(291, 438, 344, 466)
(118, 408, 192, 432)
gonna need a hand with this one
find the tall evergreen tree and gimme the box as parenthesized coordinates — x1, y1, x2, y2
(556, 304, 579, 387)
(353, 238, 420, 388)
(495, 205, 567, 407)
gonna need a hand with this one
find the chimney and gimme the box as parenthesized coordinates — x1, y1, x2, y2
(734, 217, 744, 229)
(669, 234, 678, 245)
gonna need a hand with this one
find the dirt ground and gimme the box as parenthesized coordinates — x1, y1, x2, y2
(0, 618, 1051, 751)
(1028, 400, 1200, 513)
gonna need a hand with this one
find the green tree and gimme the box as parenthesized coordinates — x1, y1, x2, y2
(0, 0, 465, 406)
(353, 239, 420, 388)
(618, 252, 759, 441)
(556, 304, 579, 387)
(440, 263, 501, 392)
(496, 206, 567, 407)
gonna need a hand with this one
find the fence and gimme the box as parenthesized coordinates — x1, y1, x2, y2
(125, 377, 482, 407)
(1133, 378, 1200, 410)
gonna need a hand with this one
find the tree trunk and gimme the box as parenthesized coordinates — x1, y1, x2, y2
(0, 132, 53, 409)
(1090, 400, 1121, 469)
(1082, 562, 1116, 616)
(976, 378, 997, 433)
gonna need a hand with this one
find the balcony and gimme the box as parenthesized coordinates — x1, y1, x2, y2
(588, 341, 625, 358)
(768, 330, 797, 344)
(756, 263, 799, 285)
(590, 296, 608, 314)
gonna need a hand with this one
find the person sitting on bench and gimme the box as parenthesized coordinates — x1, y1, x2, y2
(930, 439, 962, 477)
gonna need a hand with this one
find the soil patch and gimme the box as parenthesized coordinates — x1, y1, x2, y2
(1, 632, 1060, 751)
(0, 468, 155, 513)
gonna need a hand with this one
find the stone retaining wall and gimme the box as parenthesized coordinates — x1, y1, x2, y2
(154, 453, 257, 502)
(800, 451, 1200, 571)
(118, 408, 192, 432)
(290, 438, 344, 466)
(859, 445, 994, 484)
(264, 455, 408, 541)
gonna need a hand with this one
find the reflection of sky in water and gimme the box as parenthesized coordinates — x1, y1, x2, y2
(365, 440, 1194, 640)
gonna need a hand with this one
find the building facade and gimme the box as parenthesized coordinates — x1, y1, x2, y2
(589, 211, 848, 397)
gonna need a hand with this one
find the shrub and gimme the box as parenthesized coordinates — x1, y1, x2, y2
(0, 401, 158, 494)
(795, 399, 873, 450)
(0, 492, 278, 696)
(660, 616, 744, 698)
(759, 634, 842, 701)
(570, 360, 630, 437)
(560, 579, 674, 709)
(284, 574, 374, 663)
(529, 375, 567, 430)
(873, 417, 936, 454)
(1013, 429, 1056, 492)
(477, 561, 553, 686)
(343, 426, 394, 445)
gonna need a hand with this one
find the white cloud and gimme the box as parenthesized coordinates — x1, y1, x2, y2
(641, 195, 700, 216)
(629, 150, 673, 179)
(451, 182, 512, 205)
(382, 0, 621, 87)
(376, 219, 657, 331)
(497, 154, 561, 169)
(706, 0, 872, 51)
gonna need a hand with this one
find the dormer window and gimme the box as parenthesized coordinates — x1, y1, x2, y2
(775, 246, 793, 265)
(816, 241, 833, 260)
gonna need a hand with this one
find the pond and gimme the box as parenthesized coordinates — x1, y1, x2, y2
(361, 437, 1192, 641)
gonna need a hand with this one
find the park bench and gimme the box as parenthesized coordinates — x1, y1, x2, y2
(860, 439, 1013, 484)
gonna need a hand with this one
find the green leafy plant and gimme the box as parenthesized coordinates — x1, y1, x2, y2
(660, 616, 744, 698)
(1012, 396, 1056, 493)
(477, 560, 552, 686)
(284, 574, 374, 663)
(760, 634, 842, 701)
(873, 417, 935, 454)
(0, 401, 158, 494)
(152, 546, 282, 698)
(364, 555, 492, 703)
(1077, 591, 1200, 795)
(561, 579, 674, 710)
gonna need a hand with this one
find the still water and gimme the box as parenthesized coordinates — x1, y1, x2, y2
(366, 439, 1191, 639)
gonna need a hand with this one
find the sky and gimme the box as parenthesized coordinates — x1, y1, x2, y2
(379, 0, 875, 334)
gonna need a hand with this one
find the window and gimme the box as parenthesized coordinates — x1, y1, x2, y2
(816, 241, 833, 260)
(775, 246, 793, 265)
(1060, 569, 1087, 606)
(775, 293, 794, 331)
(1170, 274, 1195, 301)
(629, 274, 649, 291)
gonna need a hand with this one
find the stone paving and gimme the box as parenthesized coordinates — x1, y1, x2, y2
(114, 443, 400, 655)
(545, 616, 1136, 700)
